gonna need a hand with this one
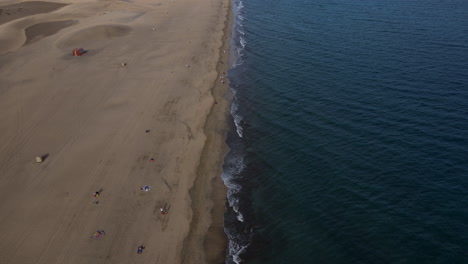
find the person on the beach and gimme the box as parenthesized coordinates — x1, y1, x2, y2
(93, 191, 100, 198)
(137, 245, 145, 254)
(92, 230, 106, 239)
(160, 208, 168, 215)
(140, 185, 151, 192)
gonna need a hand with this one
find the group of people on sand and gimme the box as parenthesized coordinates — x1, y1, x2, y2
(92, 189, 102, 204)
(219, 72, 227, 83)
(90, 129, 171, 255)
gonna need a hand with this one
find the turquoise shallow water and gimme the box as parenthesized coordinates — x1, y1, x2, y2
(223, 0, 468, 263)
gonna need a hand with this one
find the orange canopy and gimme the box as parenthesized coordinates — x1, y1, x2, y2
(73, 48, 86, 56)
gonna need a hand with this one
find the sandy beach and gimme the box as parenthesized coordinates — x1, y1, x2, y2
(0, 0, 231, 263)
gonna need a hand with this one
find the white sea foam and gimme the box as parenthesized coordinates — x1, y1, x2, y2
(231, 103, 244, 138)
(239, 36, 246, 48)
(221, 138, 246, 225)
(231, 0, 245, 69)
(233, 60, 244, 68)
(231, 245, 248, 264)
(238, 0, 244, 10)
(233, 61, 243, 68)
(221, 147, 245, 188)
(236, 212, 244, 222)
(236, 47, 243, 57)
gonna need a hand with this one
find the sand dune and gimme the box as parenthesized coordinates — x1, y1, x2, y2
(24, 19, 77, 45)
(0, 0, 147, 55)
(0, 0, 230, 263)
(0, 1, 67, 26)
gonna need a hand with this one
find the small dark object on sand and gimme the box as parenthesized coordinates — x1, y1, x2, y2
(145, 129, 151, 133)
(137, 245, 145, 254)
(92, 230, 106, 239)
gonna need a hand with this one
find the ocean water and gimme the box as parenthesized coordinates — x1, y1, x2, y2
(223, 0, 468, 264)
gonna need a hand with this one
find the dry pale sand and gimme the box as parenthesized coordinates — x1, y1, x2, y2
(0, 0, 231, 263)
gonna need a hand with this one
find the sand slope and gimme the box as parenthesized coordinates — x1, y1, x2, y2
(0, 1, 68, 26)
(24, 20, 77, 45)
(0, 0, 230, 263)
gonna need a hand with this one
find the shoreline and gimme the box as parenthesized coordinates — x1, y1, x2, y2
(183, 0, 233, 263)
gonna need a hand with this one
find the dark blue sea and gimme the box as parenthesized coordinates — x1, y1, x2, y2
(222, 0, 468, 263)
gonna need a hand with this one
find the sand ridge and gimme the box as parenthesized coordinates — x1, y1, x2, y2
(0, 0, 152, 55)
(24, 19, 77, 45)
(0, 0, 230, 263)
(0, 1, 68, 26)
